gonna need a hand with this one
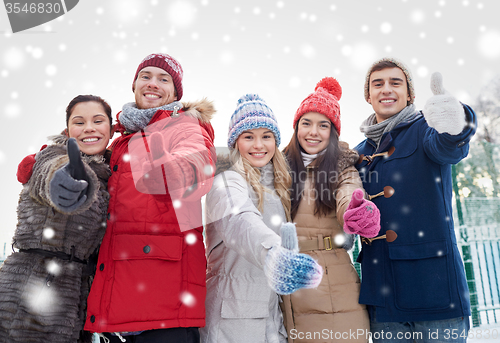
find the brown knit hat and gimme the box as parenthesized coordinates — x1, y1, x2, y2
(132, 53, 184, 100)
(364, 57, 415, 104)
(293, 77, 342, 135)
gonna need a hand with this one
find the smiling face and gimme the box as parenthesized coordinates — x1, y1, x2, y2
(133, 66, 178, 109)
(67, 101, 113, 156)
(235, 127, 276, 168)
(368, 67, 411, 123)
(297, 112, 332, 155)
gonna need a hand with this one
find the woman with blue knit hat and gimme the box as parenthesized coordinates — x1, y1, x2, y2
(200, 94, 323, 343)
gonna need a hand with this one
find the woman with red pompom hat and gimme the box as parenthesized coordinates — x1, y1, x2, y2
(281, 77, 380, 342)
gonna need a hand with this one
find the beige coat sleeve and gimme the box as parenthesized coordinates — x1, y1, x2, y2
(335, 165, 363, 227)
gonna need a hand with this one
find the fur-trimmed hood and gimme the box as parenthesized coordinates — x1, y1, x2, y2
(182, 98, 216, 124)
(48, 133, 111, 166)
(338, 141, 360, 172)
(214, 154, 232, 176)
(114, 98, 216, 137)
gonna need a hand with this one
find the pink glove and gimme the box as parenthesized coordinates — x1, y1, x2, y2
(343, 189, 381, 238)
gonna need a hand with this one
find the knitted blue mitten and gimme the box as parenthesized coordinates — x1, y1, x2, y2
(264, 223, 323, 295)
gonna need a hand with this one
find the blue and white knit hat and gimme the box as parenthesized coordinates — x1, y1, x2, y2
(227, 94, 281, 148)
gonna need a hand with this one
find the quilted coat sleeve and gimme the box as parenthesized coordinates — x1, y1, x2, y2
(27, 144, 100, 215)
(335, 166, 364, 227)
(423, 104, 477, 165)
(206, 172, 281, 269)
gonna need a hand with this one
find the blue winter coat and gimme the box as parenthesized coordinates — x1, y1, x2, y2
(354, 105, 476, 322)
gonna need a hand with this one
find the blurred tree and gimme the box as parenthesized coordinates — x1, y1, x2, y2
(456, 74, 500, 199)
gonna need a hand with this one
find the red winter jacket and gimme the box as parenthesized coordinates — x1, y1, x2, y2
(85, 99, 216, 333)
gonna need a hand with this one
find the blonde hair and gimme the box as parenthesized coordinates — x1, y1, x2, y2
(231, 145, 291, 221)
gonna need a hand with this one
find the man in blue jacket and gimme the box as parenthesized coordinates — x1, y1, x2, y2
(355, 57, 476, 342)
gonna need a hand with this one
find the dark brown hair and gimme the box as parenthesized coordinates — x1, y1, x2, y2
(283, 122, 341, 219)
(66, 95, 113, 128)
(367, 61, 411, 104)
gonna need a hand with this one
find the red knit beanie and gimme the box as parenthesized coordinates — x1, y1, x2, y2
(132, 53, 184, 100)
(293, 77, 342, 135)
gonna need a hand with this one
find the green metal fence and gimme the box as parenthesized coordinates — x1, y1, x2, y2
(456, 198, 500, 327)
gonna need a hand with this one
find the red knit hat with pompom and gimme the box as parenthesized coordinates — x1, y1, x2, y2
(293, 77, 342, 135)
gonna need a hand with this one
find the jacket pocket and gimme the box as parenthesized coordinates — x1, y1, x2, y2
(384, 132, 418, 163)
(112, 234, 182, 261)
(108, 234, 183, 323)
(221, 298, 269, 319)
(389, 240, 451, 310)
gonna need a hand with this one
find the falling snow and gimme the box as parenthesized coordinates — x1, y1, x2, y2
(43, 228, 55, 239)
(334, 234, 345, 246)
(270, 215, 282, 226)
(185, 233, 197, 245)
(180, 291, 196, 307)
(173, 200, 182, 209)
(1, 0, 499, 262)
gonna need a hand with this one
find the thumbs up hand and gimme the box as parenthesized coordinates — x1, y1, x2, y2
(343, 189, 381, 238)
(422, 72, 466, 135)
(49, 138, 89, 213)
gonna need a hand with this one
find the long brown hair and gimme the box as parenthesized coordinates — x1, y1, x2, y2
(283, 122, 340, 219)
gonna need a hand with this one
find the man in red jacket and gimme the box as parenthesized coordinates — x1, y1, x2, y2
(85, 53, 216, 343)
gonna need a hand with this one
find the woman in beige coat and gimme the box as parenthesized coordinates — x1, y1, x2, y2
(282, 78, 380, 343)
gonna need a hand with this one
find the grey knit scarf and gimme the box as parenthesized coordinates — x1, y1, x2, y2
(360, 104, 417, 148)
(119, 101, 183, 133)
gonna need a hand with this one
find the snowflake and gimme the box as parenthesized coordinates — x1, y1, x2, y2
(46, 260, 61, 275)
(185, 233, 197, 245)
(271, 215, 282, 226)
(411, 9, 425, 24)
(380, 22, 392, 34)
(380, 286, 391, 296)
(43, 227, 55, 239)
(203, 164, 214, 176)
(45, 65, 57, 76)
(289, 76, 301, 88)
(23, 278, 59, 314)
(4, 47, 25, 70)
(180, 291, 196, 307)
(334, 234, 345, 246)
(31, 47, 43, 59)
(5, 103, 21, 118)
(173, 200, 182, 209)
(478, 30, 500, 59)
(137, 282, 146, 292)
(167, 1, 197, 29)
(417, 66, 428, 78)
